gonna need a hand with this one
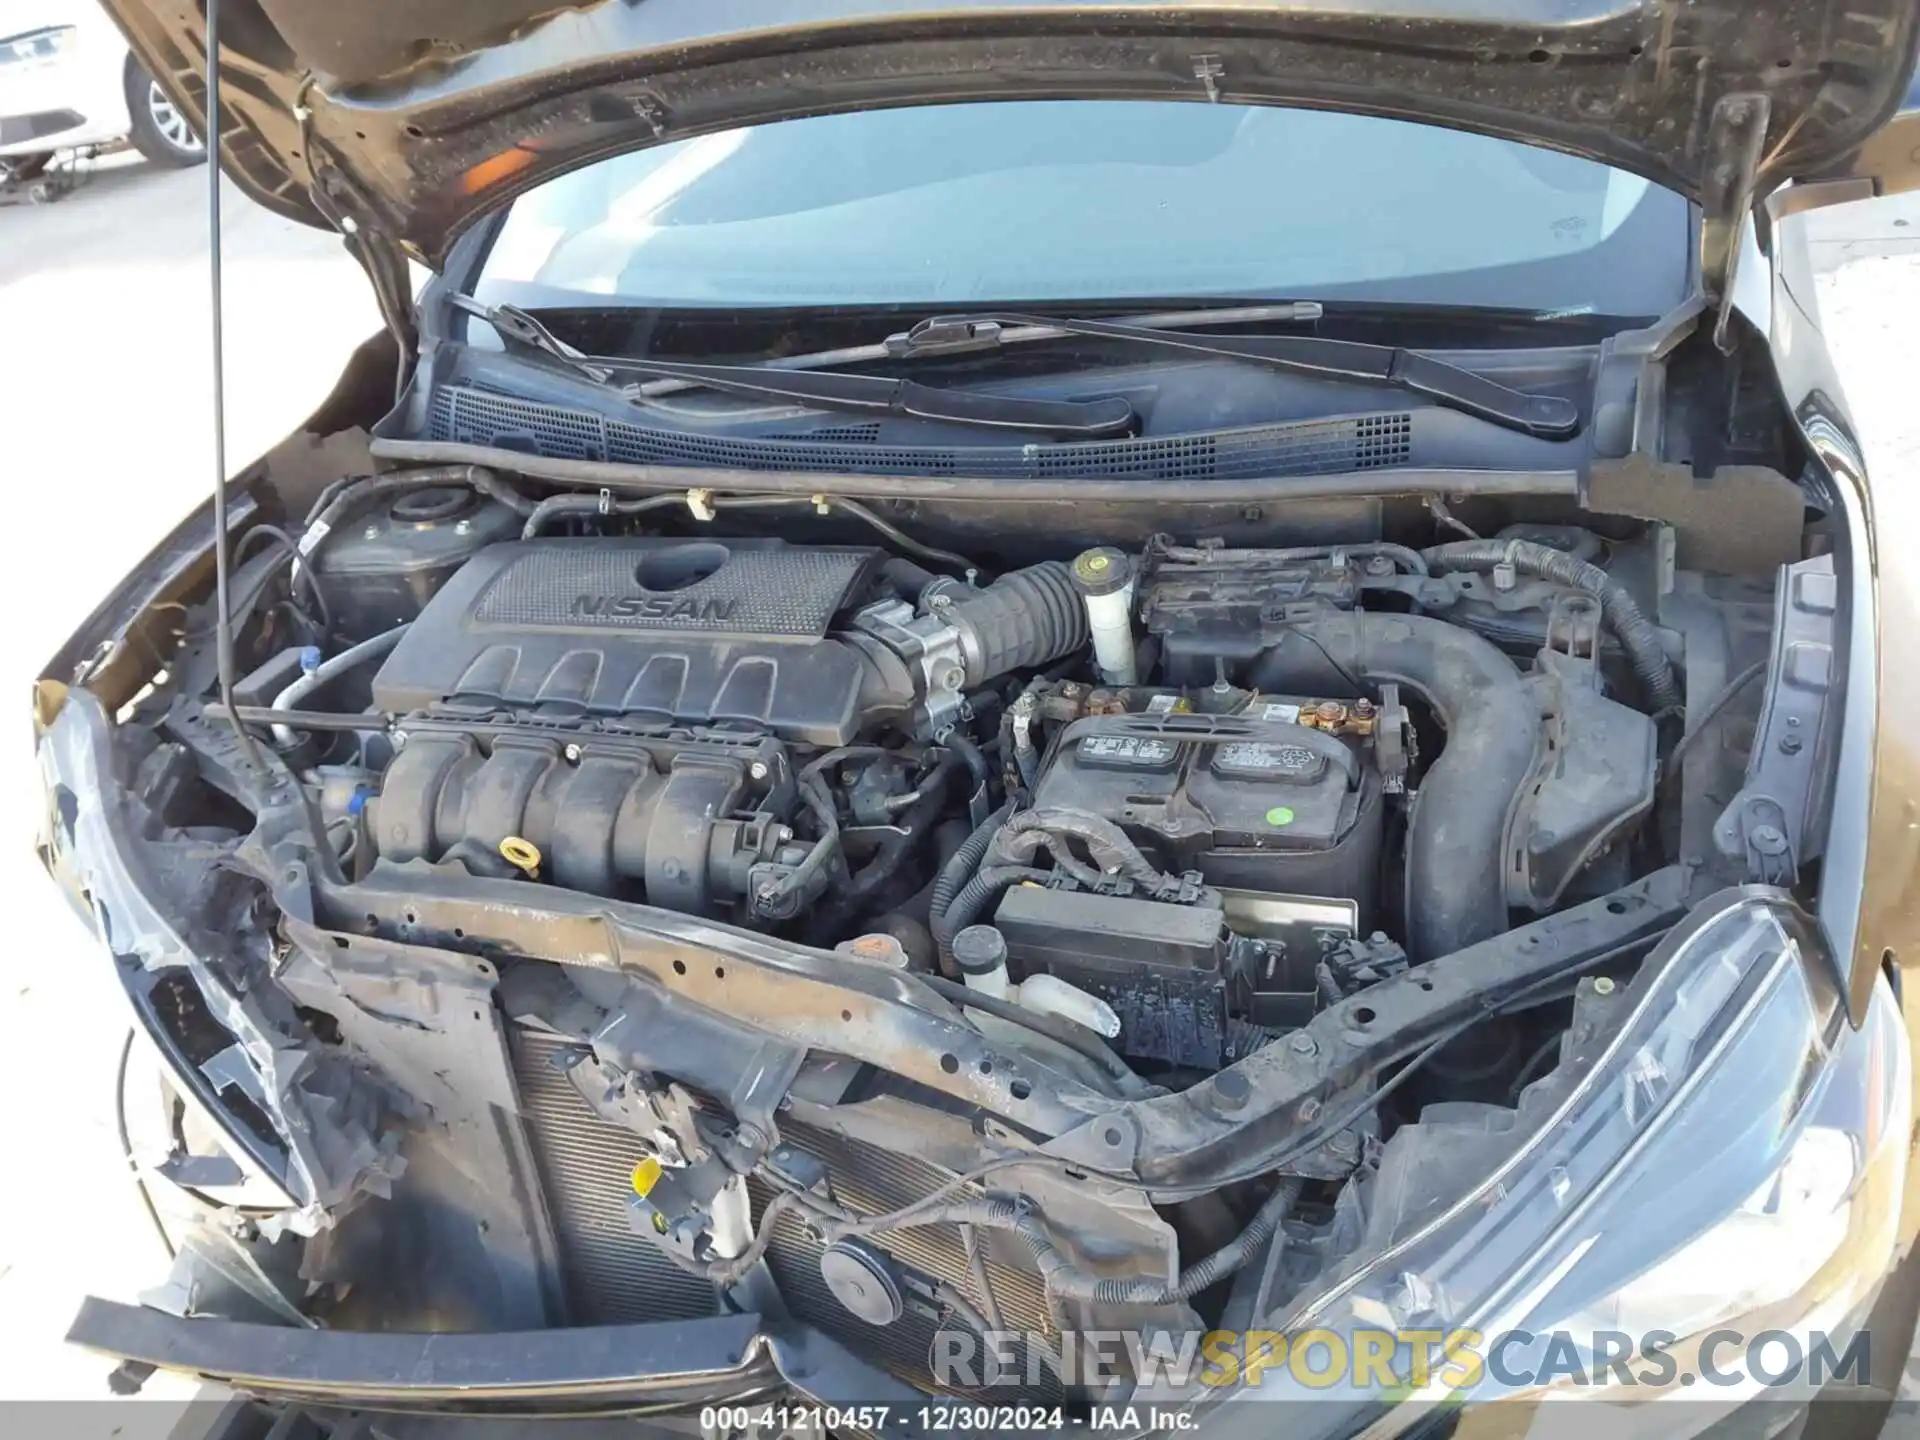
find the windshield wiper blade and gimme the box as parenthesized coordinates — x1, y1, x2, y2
(453, 296, 1136, 438)
(628, 301, 1577, 439)
(894, 312, 1579, 438)
(630, 301, 1324, 398)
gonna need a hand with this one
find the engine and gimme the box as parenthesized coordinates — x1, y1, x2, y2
(358, 534, 1091, 920)
(119, 455, 1781, 1404)
(295, 502, 1659, 1085)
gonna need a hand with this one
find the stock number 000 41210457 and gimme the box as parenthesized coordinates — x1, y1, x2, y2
(699, 1405, 1072, 1432)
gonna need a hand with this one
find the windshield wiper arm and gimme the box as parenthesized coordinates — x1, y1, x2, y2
(452, 296, 1136, 438)
(630, 301, 1325, 398)
(893, 312, 1580, 438)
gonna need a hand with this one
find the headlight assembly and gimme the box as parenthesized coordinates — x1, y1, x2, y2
(1258, 890, 1910, 1428)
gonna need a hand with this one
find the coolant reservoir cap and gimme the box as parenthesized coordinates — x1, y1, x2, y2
(1071, 546, 1133, 597)
(820, 1240, 905, 1325)
(951, 924, 1009, 976)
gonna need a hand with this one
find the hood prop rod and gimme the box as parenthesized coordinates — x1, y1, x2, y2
(202, 0, 265, 774)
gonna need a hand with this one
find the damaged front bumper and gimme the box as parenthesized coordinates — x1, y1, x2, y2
(37, 686, 400, 1236)
(41, 660, 1919, 1436)
(37, 682, 939, 1417)
(63, 1299, 916, 1415)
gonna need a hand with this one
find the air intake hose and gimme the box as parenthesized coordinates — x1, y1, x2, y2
(1422, 539, 1681, 713)
(1247, 613, 1536, 961)
(948, 561, 1089, 685)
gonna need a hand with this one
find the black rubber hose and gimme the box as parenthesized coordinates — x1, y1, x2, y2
(933, 864, 1051, 969)
(1664, 659, 1768, 782)
(520, 491, 685, 538)
(1423, 539, 1681, 713)
(871, 912, 937, 971)
(1249, 613, 1536, 961)
(876, 555, 942, 601)
(898, 819, 971, 934)
(943, 733, 992, 810)
(235, 523, 334, 633)
(772, 745, 903, 905)
(845, 758, 957, 902)
(709, 494, 978, 574)
(948, 561, 1089, 685)
(930, 801, 1014, 926)
(764, 769, 846, 906)
(916, 974, 1144, 1095)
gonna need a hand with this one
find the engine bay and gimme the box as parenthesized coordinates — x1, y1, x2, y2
(301, 497, 1683, 1084)
(50, 443, 1842, 1405)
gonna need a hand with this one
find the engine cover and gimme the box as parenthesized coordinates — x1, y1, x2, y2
(370, 537, 883, 745)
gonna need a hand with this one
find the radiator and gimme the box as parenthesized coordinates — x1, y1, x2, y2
(510, 1029, 717, 1324)
(510, 1027, 1062, 1397)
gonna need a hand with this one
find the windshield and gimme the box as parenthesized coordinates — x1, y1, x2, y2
(474, 100, 1690, 318)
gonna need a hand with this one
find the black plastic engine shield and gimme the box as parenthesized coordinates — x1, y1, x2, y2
(370, 537, 881, 744)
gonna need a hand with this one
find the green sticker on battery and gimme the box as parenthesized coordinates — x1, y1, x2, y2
(1265, 806, 1296, 827)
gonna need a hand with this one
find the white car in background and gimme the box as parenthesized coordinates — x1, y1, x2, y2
(0, 0, 201, 197)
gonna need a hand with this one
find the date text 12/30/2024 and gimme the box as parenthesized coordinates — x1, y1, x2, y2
(697, 1406, 1202, 1433)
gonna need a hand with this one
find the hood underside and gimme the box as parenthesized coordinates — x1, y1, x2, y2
(102, 0, 1920, 266)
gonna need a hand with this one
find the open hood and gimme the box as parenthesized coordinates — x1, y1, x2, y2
(104, 0, 1920, 277)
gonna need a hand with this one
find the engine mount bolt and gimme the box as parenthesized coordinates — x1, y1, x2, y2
(563, 743, 582, 764)
(749, 760, 770, 780)
(1779, 734, 1803, 755)
(1297, 1097, 1323, 1123)
(1211, 1070, 1251, 1112)
(1288, 1032, 1318, 1056)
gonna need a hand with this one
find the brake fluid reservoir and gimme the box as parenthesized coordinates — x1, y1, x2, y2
(1072, 547, 1139, 685)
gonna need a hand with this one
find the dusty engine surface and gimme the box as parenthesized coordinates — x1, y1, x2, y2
(166, 451, 1757, 1407)
(314, 512, 1664, 1081)
(369, 537, 887, 744)
(359, 533, 1091, 921)
(1028, 700, 1386, 909)
(999, 692, 1389, 1067)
